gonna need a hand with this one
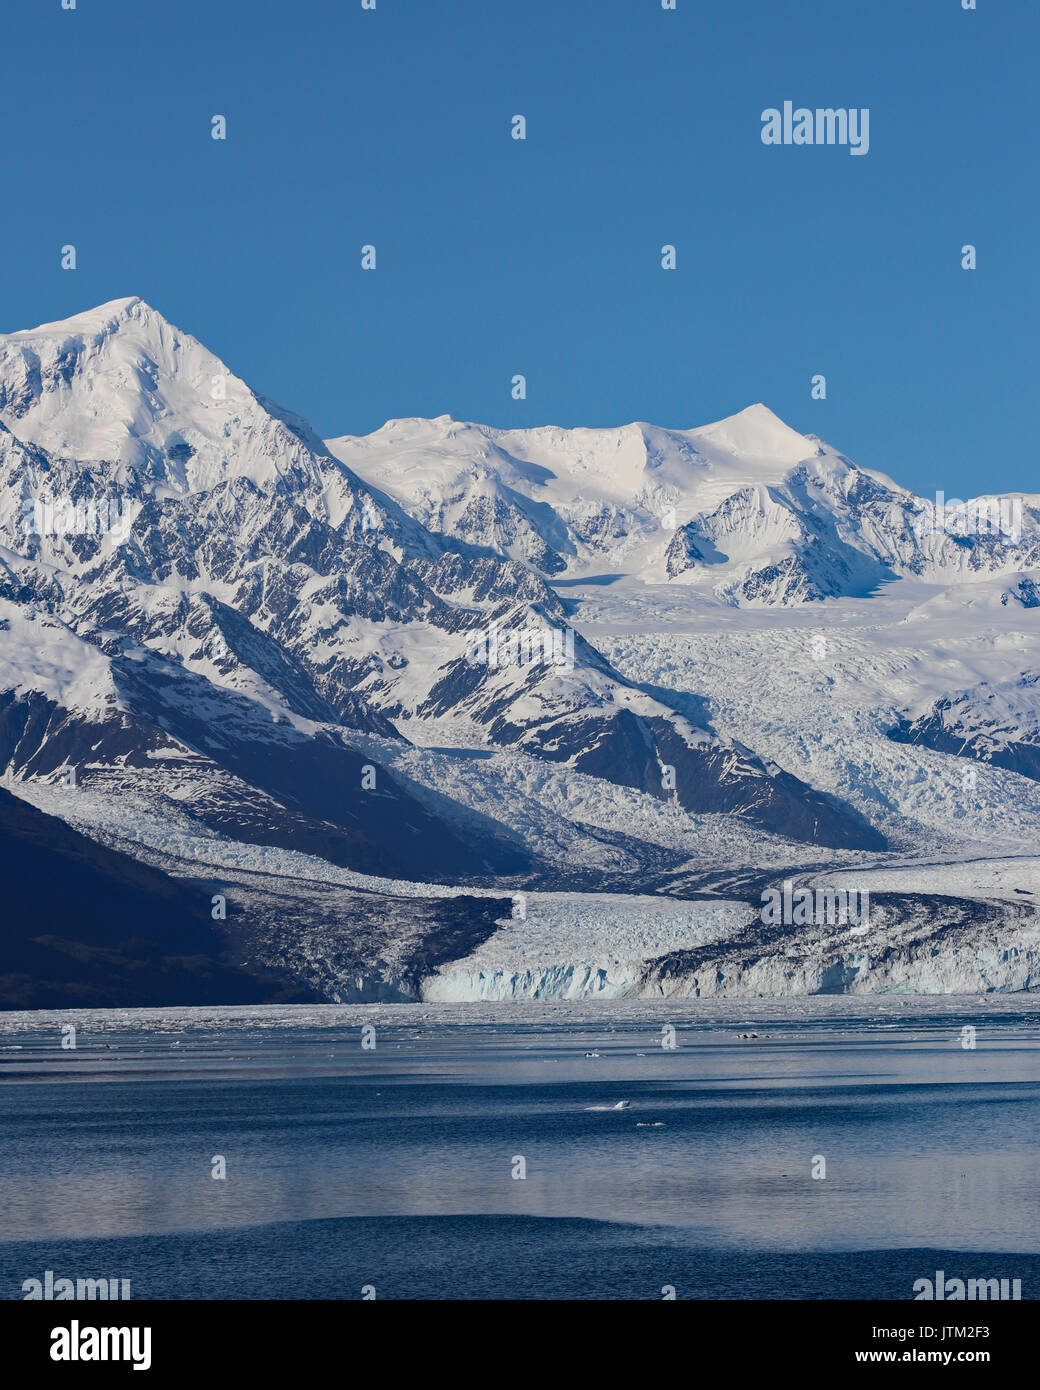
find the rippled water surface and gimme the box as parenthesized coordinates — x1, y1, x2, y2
(1, 999, 1037, 1298)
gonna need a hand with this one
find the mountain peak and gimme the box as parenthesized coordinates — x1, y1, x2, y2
(5, 296, 157, 342)
(734, 402, 782, 421)
(0, 298, 324, 494)
(690, 403, 814, 466)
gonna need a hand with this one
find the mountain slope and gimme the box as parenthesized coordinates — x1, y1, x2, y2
(0, 299, 879, 855)
(0, 784, 312, 1009)
(889, 671, 1040, 783)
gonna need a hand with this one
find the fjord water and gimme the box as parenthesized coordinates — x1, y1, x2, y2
(1, 1001, 1037, 1300)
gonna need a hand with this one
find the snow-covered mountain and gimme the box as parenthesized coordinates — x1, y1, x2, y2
(0, 298, 882, 861)
(328, 406, 1040, 606)
(0, 297, 1037, 1005)
(890, 669, 1040, 783)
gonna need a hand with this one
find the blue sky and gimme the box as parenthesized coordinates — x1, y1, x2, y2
(3, 0, 1036, 497)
